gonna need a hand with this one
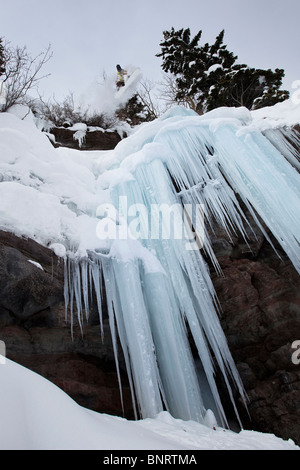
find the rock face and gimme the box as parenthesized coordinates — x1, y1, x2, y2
(0, 235, 63, 322)
(209, 220, 300, 445)
(48, 127, 123, 150)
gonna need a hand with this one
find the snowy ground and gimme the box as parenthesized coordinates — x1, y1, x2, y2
(251, 96, 300, 130)
(0, 357, 298, 450)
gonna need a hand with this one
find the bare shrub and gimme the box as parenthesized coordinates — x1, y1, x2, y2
(1, 42, 52, 111)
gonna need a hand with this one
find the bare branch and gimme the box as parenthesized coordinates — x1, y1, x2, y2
(136, 78, 161, 119)
(158, 73, 198, 112)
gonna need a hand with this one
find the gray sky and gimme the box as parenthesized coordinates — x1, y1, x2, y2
(1, 0, 300, 101)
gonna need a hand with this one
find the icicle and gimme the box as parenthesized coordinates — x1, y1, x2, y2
(101, 256, 126, 418)
(140, 266, 206, 422)
(88, 252, 104, 340)
(80, 259, 90, 322)
(210, 122, 300, 274)
(263, 126, 300, 171)
(153, 124, 252, 265)
(107, 151, 249, 426)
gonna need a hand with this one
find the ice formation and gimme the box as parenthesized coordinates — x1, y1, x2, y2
(63, 106, 300, 428)
(1, 104, 300, 430)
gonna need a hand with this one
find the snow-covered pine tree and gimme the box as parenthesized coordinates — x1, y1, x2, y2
(157, 28, 289, 113)
(156, 27, 204, 111)
(208, 64, 289, 110)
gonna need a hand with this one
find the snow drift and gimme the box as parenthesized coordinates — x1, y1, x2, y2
(0, 356, 298, 450)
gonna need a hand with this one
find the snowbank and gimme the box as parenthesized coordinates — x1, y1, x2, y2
(0, 110, 111, 256)
(0, 357, 297, 450)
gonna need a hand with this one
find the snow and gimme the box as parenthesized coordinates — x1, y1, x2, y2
(0, 98, 299, 450)
(0, 356, 297, 450)
(206, 63, 223, 74)
(77, 65, 142, 116)
(27, 259, 43, 270)
(67, 123, 87, 148)
(0, 111, 110, 255)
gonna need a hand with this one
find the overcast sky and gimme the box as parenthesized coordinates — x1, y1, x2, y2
(1, 0, 300, 102)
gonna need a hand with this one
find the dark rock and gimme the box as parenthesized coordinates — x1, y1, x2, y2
(0, 230, 134, 419)
(0, 231, 64, 324)
(210, 228, 300, 445)
(0, 245, 62, 321)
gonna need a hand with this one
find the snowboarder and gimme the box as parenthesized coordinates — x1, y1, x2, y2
(116, 64, 127, 89)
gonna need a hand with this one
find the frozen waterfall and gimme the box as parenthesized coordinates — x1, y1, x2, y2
(62, 106, 300, 428)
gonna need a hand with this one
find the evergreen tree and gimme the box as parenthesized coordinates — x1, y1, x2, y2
(157, 28, 289, 113)
(207, 64, 289, 110)
(116, 93, 156, 126)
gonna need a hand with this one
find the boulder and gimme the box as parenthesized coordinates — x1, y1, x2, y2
(210, 232, 300, 445)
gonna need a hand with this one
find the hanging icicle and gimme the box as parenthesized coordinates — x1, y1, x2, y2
(62, 105, 300, 430)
